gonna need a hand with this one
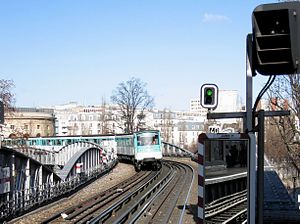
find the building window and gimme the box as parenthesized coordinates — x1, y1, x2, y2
(24, 124, 28, 129)
(10, 125, 15, 130)
(37, 125, 40, 129)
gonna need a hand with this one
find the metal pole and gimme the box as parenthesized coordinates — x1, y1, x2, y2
(246, 33, 256, 224)
(246, 34, 253, 133)
(257, 110, 265, 224)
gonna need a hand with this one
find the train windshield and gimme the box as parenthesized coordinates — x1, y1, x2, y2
(137, 133, 159, 146)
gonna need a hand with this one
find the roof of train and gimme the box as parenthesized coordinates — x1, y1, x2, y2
(5, 130, 161, 140)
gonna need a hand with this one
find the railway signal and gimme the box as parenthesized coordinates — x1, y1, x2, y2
(200, 84, 218, 109)
(252, 2, 300, 75)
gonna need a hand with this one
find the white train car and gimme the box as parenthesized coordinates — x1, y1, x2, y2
(4, 130, 162, 171)
(116, 130, 162, 171)
(115, 134, 135, 161)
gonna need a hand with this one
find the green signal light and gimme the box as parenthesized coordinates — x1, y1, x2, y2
(201, 84, 218, 108)
(206, 89, 213, 96)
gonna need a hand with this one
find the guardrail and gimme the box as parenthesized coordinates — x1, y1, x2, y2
(0, 160, 117, 222)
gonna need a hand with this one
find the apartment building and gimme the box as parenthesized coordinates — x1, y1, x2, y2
(3, 89, 241, 149)
(54, 102, 122, 136)
(3, 108, 55, 138)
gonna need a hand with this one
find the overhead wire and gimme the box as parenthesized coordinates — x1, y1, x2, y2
(252, 75, 276, 129)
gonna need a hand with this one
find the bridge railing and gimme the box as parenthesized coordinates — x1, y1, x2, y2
(6, 141, 109, 167)
(162, 141, 196, 160)
(0, 159, 117, 221)
(5, 146, 56, 165)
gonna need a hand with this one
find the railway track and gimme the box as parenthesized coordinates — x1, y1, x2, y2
(135, 161, 194, 223)
(89, 160, 194, 224)
(40, 170, 154, 223)
(205, 190, 247, 224)
(40, 160, 194, 224)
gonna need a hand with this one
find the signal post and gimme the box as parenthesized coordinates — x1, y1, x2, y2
(199, 2, 299, 223)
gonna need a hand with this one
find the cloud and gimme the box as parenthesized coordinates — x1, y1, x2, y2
(202, 13, 230, 23)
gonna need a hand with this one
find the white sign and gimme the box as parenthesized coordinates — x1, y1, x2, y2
(209, 126, 220, 133)
(75, 163, 83, 174)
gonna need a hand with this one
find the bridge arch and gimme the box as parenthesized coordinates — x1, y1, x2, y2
(55, 141, 105, 165)
(55, 142, 105, 180)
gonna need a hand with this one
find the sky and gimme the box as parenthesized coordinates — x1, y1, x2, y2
(0, 0, 276, 110)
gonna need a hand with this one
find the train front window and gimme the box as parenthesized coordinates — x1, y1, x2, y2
(137, 134, 159, 146)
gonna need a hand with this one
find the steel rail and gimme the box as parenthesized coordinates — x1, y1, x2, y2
(148, 162, 188, 223)
(127, 175, 174, 224)
(205, 197, 247, 224)
(206, 197, 247, 218)
(206, 189, 247, 207)
(223, 208, 247, 224)
(178, 163, 195, 224)
(128, 162, 184, 223)
(205, 190, 248, 223)
(39, 164, 118, 224)
(63, 171, 152, 221)
(205, 190, 247, 212)
(40, 170, 152, 223)
(78, 169, 163, 224)
(88, 163, 173, 224)
(130, 161, 194, 224)
(113, 163, 177, 224)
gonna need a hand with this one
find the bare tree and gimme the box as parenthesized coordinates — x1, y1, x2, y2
(100, 97, 109, 134)
(100, 97, 116, 134)
(266, 75, 300, 170)
(161, 109, 173, 143)
(111, 77, 154, 133)
(0, 79, 15, 110)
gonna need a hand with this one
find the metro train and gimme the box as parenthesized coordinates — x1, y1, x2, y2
(116, 130, 163, 171)
(3, 130, 163, 171)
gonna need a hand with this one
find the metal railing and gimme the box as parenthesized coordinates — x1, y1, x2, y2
(0, 159, 117, 222)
